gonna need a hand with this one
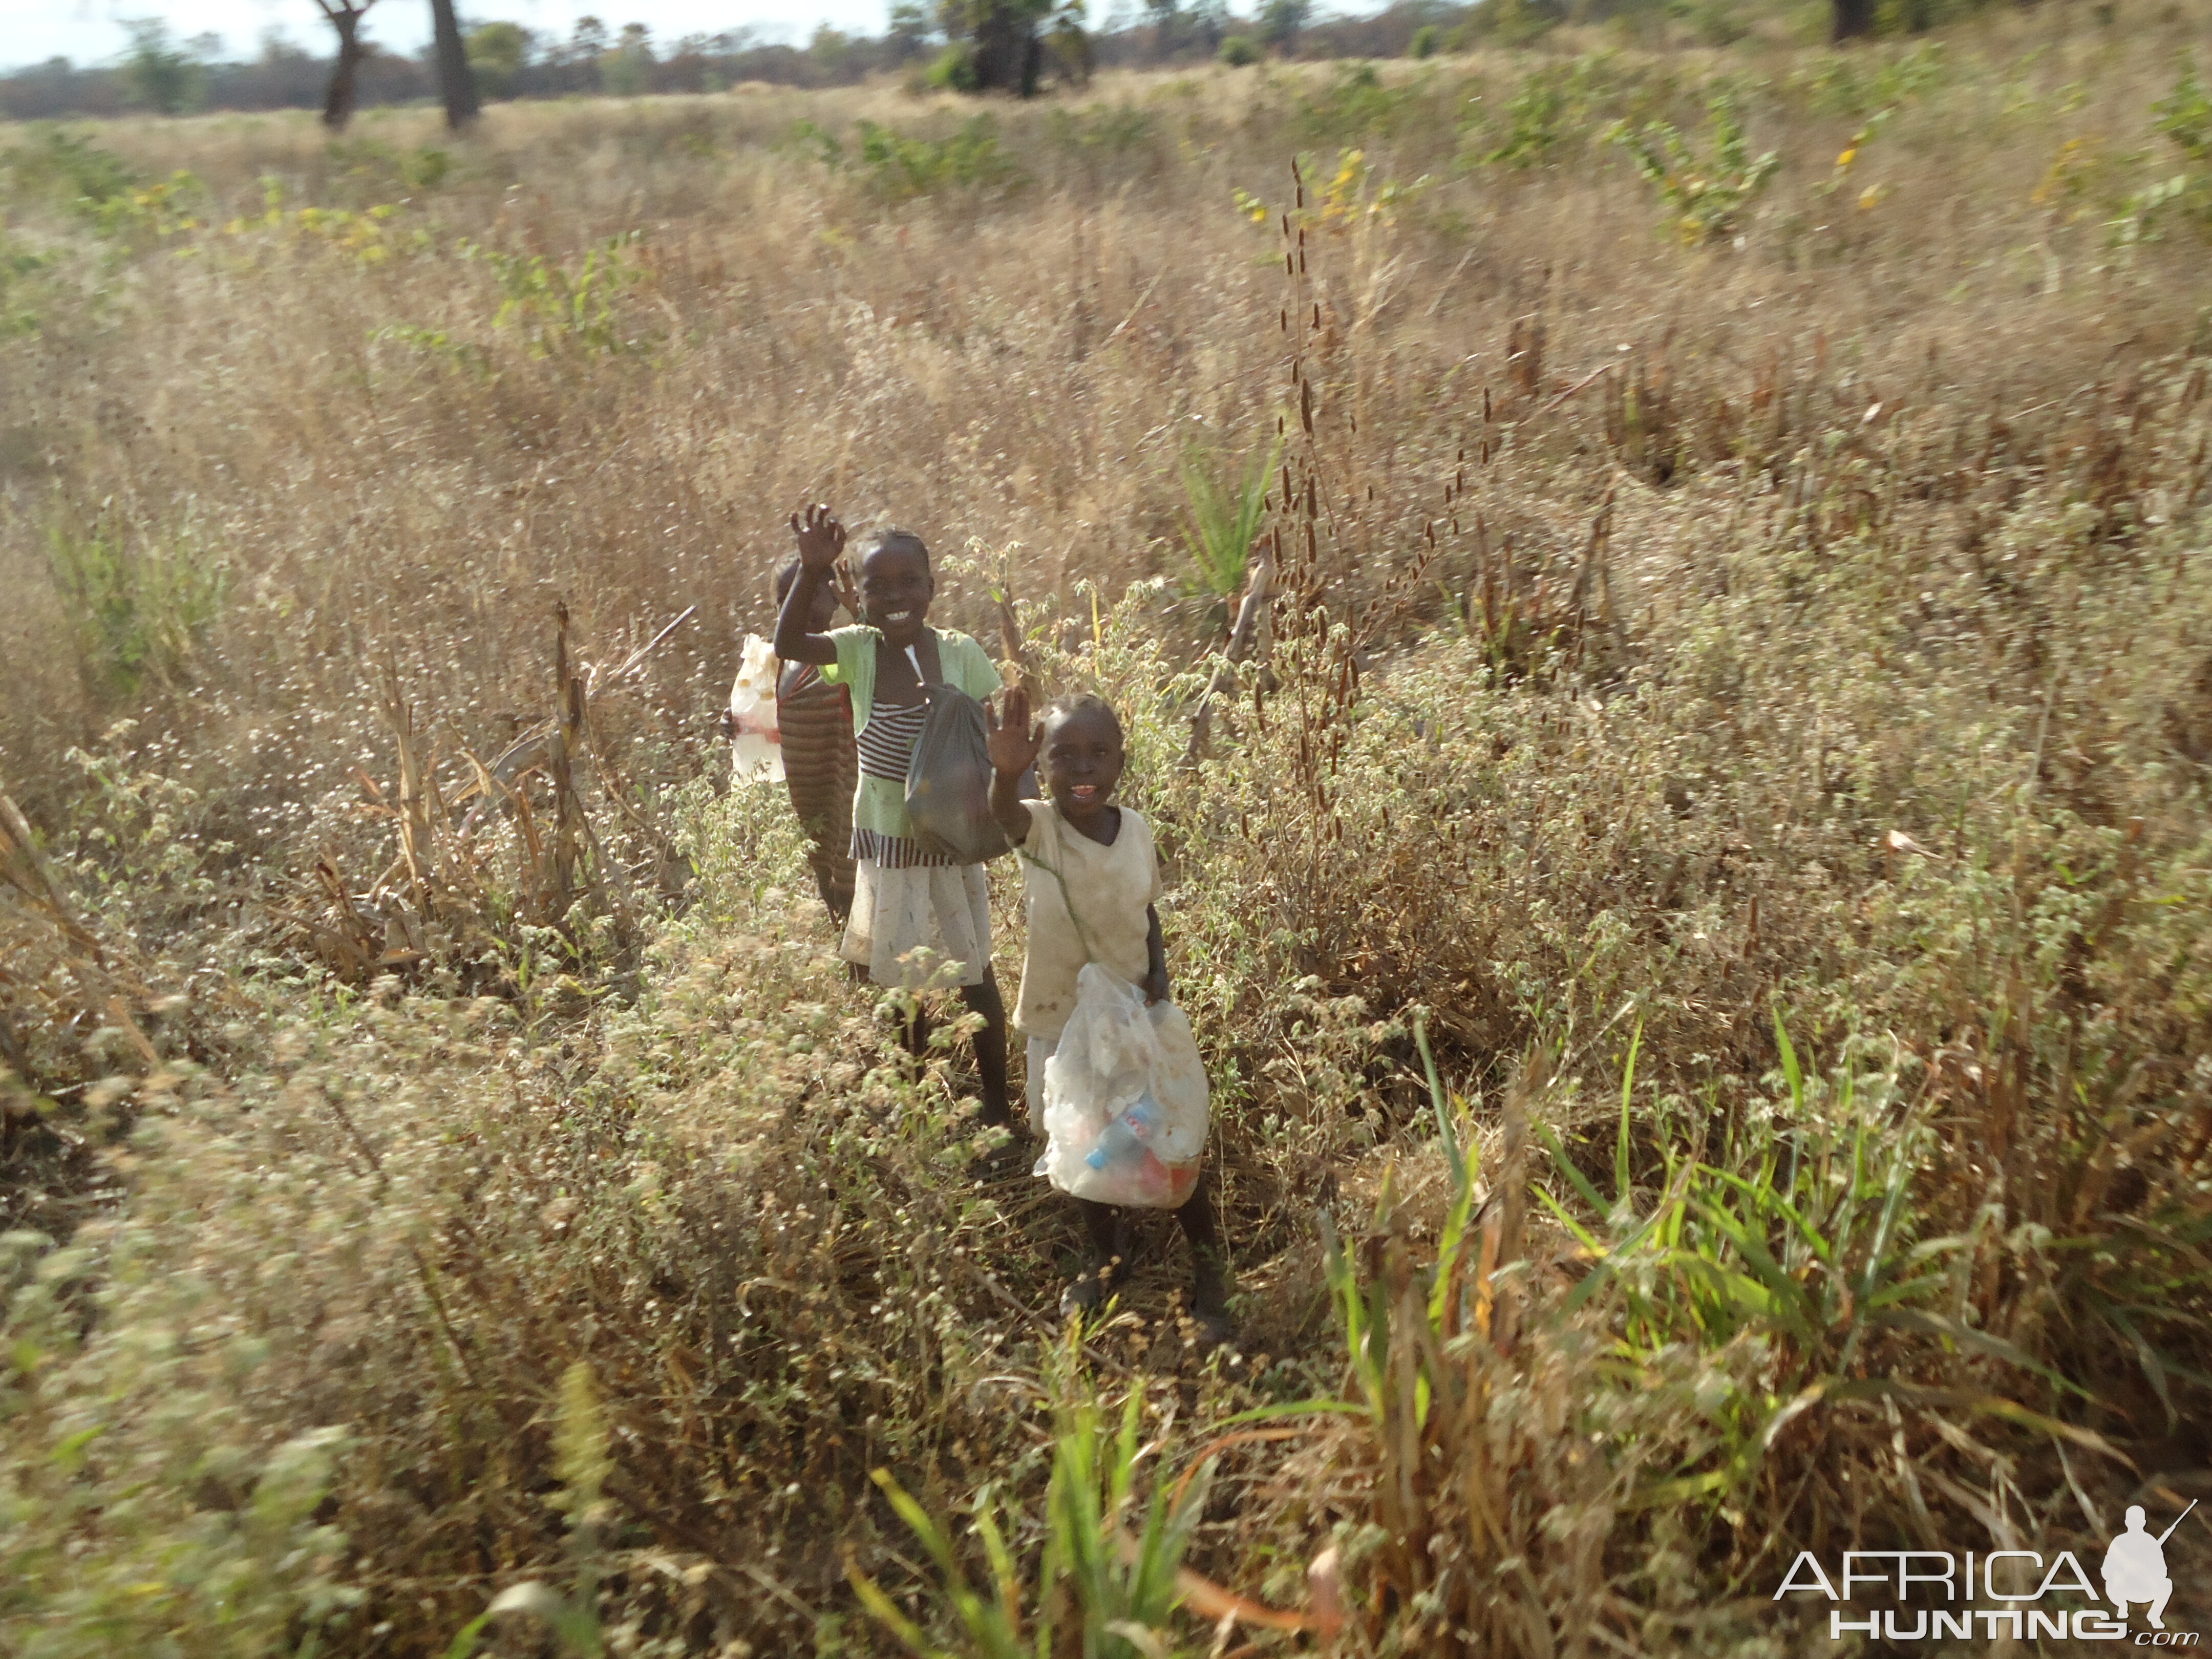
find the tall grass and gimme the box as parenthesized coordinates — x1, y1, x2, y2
(4, 9, 2212, 1655)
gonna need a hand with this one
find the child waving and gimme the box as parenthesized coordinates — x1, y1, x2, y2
(775, 504, 1013, 1132)
(985, 685, 1233, 1345)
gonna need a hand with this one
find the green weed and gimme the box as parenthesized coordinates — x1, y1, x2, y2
(0, 233, 55, 337)
(444, 1362, 611, 1658)
(1609, 93, 1779, 245)
(853, 1380, 1212, 1658)
(1293, 62, 1425, 146)
(463, 232, 650, 357)
(1789, 40, 1945, 117)
(1, 127, 136, 214)
(855, 116, 1020, 200)
(1043, 102, 1160, 157)
(1483, 65, 1582, 168)
(2111, 58, 2212, 245)
(794, 116, 1022, 199)
(1178, 436, 1280, 602)
(41, 515, 228, 697)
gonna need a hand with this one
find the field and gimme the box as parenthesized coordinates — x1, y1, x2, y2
(5, 6, 2212, 1654)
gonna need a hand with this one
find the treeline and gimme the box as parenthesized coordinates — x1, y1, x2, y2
(0, 1, 1481, 122)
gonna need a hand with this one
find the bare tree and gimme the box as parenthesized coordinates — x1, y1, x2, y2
(428, 0, 480, 129)
(311, 0, 378, 130)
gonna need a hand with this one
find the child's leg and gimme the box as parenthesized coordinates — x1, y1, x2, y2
(1174, 1172, 1233, 1329)
(852, 962, 930, 1056)
(810, 859, 854, 931)
(957, 967, 1012, 1126)
(1063, 1198, 1128, 1314)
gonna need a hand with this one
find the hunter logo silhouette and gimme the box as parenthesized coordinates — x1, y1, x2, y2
(2104, 1501, 2196, 1630)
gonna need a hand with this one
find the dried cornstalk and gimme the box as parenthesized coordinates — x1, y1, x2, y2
(0, 789, 101, 962)
(551, 602, 584, 912)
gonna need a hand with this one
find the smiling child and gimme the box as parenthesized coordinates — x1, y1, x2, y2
(774, 504, 1013, 1131)
(985, 686, 1233, 1345)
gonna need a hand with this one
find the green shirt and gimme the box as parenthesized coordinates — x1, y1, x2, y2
(819, 624, 1002, 844)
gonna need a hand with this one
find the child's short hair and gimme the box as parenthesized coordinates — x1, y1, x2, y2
(1044, 692, 1124, 746)
(854, 527, 930, 570)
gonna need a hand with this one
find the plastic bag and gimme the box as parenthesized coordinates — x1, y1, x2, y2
(1035, 964, 1209, 1209)
(905, 670, 1012, 864)
(727, 634, 783, 784)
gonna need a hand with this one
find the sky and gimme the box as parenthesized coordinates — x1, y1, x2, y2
(1, 0, 925, 72)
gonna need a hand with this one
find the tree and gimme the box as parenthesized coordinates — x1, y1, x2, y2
(809, 24, 854, 76)
(1256, 0, 1309, 49)
(465, 20, 530, 98)
(559, 16, 608, 90)
(427, 0, 480, 129)
(1143, 0, 1180, 58)
(934, 0, 1077, 95)
(310, 0, 379, 129)
(886, 2, 938, 62)
(1831, 0, 1875, 36)
(1047, 3, 1092, 84)
(1189, 0, 1228, 52)
(120, 18, 200, 114)
(602, 23, 653, 95)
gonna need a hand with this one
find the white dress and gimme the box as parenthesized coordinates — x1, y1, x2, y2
(1011, 800, 1164, 1118)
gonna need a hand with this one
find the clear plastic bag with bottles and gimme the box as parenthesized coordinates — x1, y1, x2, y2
(1034, 963, 1209, 1209)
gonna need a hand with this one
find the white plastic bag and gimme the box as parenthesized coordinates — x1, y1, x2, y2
(727, 633, 783, 784)
(1034, 963, 1209, 1209)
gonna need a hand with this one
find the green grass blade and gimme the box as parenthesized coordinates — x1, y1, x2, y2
(1616, 1017, 1642, 1209)
(1772, 1009, 1803, 1113)
(1416, 1010, 1464, 1191)
(1534, 1120, 1611, 1220)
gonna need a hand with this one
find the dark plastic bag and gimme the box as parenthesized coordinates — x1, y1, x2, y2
(905, 682, 1015, 863)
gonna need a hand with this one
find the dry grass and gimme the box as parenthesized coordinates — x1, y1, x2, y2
(5, 8, 2212, 1656)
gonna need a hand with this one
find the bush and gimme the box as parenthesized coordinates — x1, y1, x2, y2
(120, 20, 201, 116)
(1410, 23, 1440, 58)
(1218, 33, 1260, 66)
(42, 514, 228, 697)
(1608, 92, 1779, 244)
(926, 41, 981, 92)
(853, 114, 1020, 199)
(2113, 57, 2212, 245)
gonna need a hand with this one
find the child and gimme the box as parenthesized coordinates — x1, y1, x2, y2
(771, 556, 859, 929)
(774, 504, 1014, 1132)
(983, 685, 1233, 1345)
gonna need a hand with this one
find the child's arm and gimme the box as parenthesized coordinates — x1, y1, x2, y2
(774, 503, 844, 667)
(1142, 904, 1168, 1006)
(985, 686, 1041, 845)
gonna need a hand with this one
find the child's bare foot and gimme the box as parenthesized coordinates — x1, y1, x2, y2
(1189, 1250, 1235, 1350)
(961, 1109, 1030, 1177)
(1061, 1240, 1128, 1321)
(1188, 1301, 1237, 1351)
(1061, 1270, 1107, 1320)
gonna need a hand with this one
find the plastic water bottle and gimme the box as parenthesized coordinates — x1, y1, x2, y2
(1085, 1099, 1159, 1172)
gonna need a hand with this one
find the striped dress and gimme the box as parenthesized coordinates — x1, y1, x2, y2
(817, 625, 1003, 990)
(776, 661, 858, 926)
(853, 701, 950, 868)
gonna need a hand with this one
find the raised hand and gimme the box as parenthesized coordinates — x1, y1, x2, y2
(832, 556, 861, 622)
(789, 502, 845, 573)
(985, 685, 1042, 779)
